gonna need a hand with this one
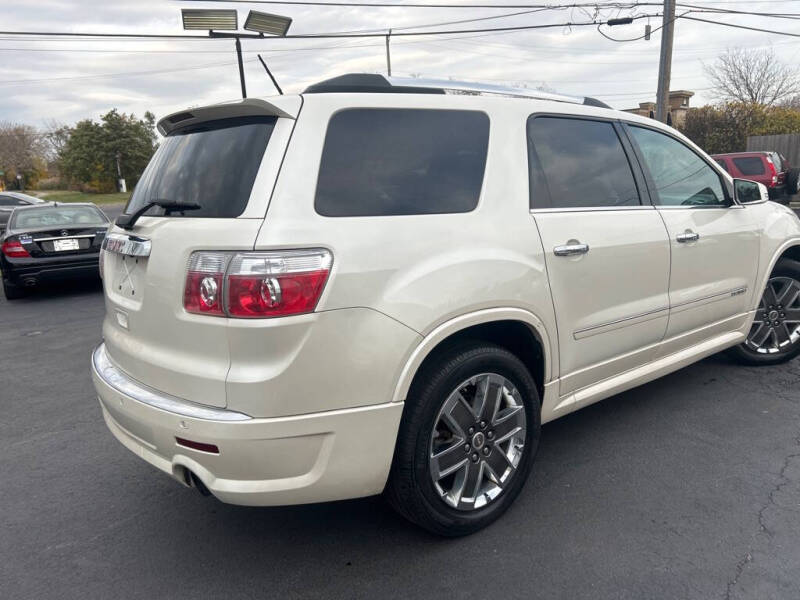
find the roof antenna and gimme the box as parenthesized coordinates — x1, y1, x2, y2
(257, 54, 283, 95)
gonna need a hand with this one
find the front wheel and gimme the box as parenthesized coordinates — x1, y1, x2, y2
(386, 342, 540, 536)
(728, 258, 800, 365)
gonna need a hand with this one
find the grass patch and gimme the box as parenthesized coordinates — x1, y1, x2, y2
(29, 190, 131, 205)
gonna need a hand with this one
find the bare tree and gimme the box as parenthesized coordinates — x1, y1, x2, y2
(705, 47, 800, 107)
(42, 119, 71, 162)
(0, 122, 46, 174)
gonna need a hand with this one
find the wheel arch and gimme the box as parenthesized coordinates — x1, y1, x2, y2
(391, 308, 554, 404)
(756, 239, 800, 309)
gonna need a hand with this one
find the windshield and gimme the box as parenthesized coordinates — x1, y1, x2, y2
(125, 116, 277, 219)
(10, 205, 108, 229)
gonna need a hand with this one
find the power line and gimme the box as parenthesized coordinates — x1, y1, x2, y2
(0, 16, 658, 41)
(680, 15, 800, 36)
(0, 58, 259, 87)
(177, 0, 661, 8)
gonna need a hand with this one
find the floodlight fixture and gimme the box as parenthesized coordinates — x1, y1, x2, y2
(181, 9, 238, 31)
(244, 10, 292, 37)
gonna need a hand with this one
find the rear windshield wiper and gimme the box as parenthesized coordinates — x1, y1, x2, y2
(115, 199, 201, 230)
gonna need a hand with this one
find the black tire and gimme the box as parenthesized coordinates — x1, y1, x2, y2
(2, 278, 26, 300)
(787, 168, 800, 196)
(385, 342, 541, 536)
(728, 258, 800, 366)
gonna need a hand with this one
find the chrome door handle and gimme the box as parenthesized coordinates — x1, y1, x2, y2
(553, 242, 590, 257)
(676, 231, 700, 243)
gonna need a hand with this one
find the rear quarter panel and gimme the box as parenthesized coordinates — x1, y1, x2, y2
(254, 94, 559, 385)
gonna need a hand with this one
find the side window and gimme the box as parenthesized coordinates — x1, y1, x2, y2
(527, 116, 640, 210)
(732, 156, 765, 176)
(628, 126, 727, 207)
(0, 196, 26, 206)
(315, 109, 489, 217)
(714, 159, 729, 173)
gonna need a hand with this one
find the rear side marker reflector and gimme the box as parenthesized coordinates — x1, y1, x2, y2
(184, 248, 332, 319)
(175, 437, 220, 454)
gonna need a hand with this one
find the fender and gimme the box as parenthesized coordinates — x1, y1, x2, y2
(390, 307, 555, 403)
(753, 236, 800, 310)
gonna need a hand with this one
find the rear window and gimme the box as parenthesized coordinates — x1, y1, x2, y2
(314, 108, 489, 217)
(714, 159, 729, 173)
(527, 116, 640, 209)
(11, 205, 108, 229)
(125, 116, 276, 219)
(732, 156, 765, 176)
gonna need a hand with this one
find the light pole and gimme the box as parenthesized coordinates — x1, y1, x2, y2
(182, 9, 292, 99)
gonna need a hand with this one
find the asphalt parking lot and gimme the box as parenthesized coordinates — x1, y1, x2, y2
(2, 207, 800, 599)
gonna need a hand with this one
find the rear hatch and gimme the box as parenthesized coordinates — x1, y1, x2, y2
(101, 97, 300, 408)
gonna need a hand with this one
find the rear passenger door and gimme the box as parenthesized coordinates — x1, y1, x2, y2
(624, 125, 760, 352)
(528, 115, 671, 397)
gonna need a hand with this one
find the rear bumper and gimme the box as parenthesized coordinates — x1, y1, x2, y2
(91, 343, 403, 506)
(3, 255, 99, 284)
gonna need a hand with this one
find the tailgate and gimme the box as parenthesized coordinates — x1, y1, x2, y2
(102, 219, 263, 408)
(100, 98, 300, 409)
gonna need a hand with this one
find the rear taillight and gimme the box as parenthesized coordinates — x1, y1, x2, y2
(765, 156, 778, 185)
(184, 252, 229, 316)
(1, 240, 30, 258)
(183, 249, 332, 319)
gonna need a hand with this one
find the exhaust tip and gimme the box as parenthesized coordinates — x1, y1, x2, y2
(189, 471, 211, 497)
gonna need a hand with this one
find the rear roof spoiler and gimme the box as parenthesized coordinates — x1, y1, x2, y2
(157, 96, 301, 136)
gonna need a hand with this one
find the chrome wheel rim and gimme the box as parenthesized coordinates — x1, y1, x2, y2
(746, 276, 800, 354)
(428, 373, 526, 511)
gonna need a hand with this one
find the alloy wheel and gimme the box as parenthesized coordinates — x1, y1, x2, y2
(745, 276, 800, 354)
(428, 373, 527, 511)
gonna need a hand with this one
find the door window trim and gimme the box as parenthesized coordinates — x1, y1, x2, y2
(526, 113, 651, 213)
(619, 121, 734, 209)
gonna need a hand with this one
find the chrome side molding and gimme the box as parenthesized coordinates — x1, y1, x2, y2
(102, 232, 152, 257)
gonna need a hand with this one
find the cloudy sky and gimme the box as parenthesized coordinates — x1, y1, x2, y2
(3, 0, 800, 128)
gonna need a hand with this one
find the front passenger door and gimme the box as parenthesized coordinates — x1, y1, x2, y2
(625, 125, 760, 353)
(528, 116, 671, 398)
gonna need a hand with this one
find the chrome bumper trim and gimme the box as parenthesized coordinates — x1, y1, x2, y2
(91, 343, 252, 422)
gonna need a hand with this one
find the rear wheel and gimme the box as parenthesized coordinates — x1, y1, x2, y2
(2, 279, 26, 300)
(728, 258, 800, 365)
(386, 342, 540, 536)
(787, 168, 800, 196)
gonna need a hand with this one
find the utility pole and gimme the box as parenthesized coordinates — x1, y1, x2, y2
(655, 0, 675, 123)
(385, 29, 392, 76)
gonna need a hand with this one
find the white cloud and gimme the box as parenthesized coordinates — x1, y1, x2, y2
(2, 0, 799, 127)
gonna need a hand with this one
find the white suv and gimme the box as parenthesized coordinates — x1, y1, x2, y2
(92, 74, 800, 535)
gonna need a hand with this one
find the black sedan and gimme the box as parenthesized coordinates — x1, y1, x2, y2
(0, 191, 45, 233)
(1, 202, 109, 299)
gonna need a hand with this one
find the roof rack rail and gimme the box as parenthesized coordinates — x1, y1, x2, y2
(303, 73, 612, 109)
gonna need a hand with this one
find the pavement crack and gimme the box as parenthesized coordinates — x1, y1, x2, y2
(722, 433, 800, 600)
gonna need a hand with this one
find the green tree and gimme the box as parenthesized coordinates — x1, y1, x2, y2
(680, 102, 800, 154)
(60, 109, 157, 192)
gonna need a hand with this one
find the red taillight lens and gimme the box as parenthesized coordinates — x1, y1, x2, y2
(227, 270, 329, 318)
(1, 240, 30, 258)
(765, 156, 778, 185)
(183, 249, 332, 319)
(183, 252, 229, 316)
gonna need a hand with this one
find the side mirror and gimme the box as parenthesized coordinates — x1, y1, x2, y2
(734, 178, 768, 204)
